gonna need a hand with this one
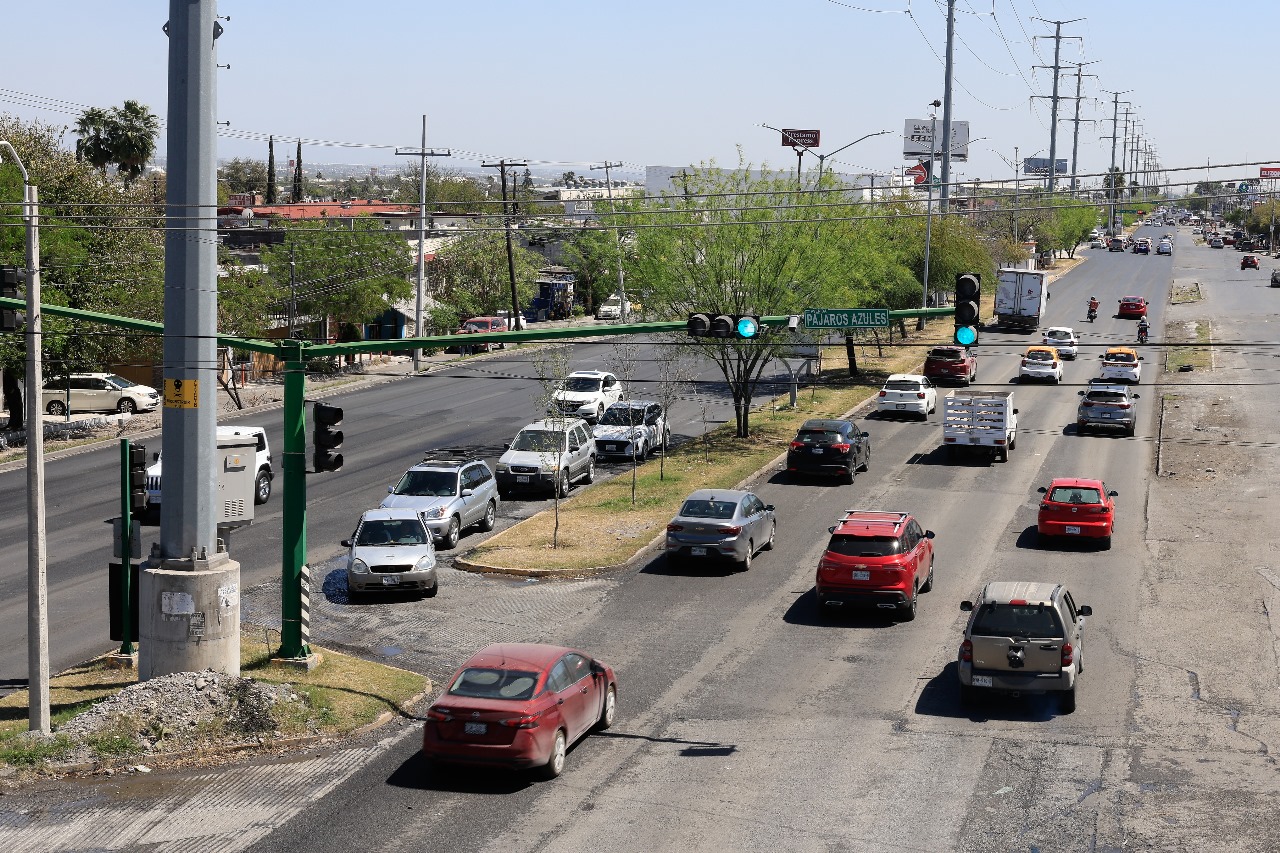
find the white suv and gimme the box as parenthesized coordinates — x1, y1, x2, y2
(550, 370, 624, 423)
(42, 373, 160, 416)
(496, 418, 596, 498)
(146, 425, 274, 507)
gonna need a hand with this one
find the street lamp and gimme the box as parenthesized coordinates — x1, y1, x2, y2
(814, 130, 893, 186)
(0, 140, 49, 734)
(760, 124, 891, 190)
(918, 100, 942, 331)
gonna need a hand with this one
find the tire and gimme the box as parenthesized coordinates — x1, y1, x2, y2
(920, 561, 934, 593)
(46, 400, 67, 416)
(584, 456, 596, 484)
(899, 586, 918, 622)
(542, 729, 567, 779)
(960, 683, 977, 709)
(440, 516, 460, 550)
(347, 585, 362, 603)
(424, 580, 439, 598)
(762, 523, 776, 551)
(661, 429, 670, 451)
(116, 398, 137, 414)
(595, 685, 617, 731)
(498, 488, 511, 501)
(555, 469, 569, 498)
(1060, 685, 1077, 714)
(254, 469, 272, 505)
(1099, 535, 1112, 551)
(740, 541, 753, 572)
(997, 449, 1008, 463)
(1009, 433, 1017, 451)
(479, 500, 496, 532)
(1125, 424, 1136, 438)
(841, 468, 855, 485)
(858, 449, 870, 473)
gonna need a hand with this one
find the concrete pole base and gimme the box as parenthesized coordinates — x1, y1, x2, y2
(138, 551, 240, 681)
(269, 652, 324, 673)
(104, 652, 138, 670)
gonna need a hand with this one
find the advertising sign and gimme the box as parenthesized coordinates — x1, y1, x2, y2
(1023, 158, 1069, 176)
(781, 129, 820, 148)
(1260, 167, 1280, 179)
(902, 119, 970, 162)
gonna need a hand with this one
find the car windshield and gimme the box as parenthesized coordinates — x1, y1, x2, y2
(927, 349, 961, 361)
(511, 430, 564, 453)
(393, 469, 458, 497)
(971, 603, 1063, 639)
(1105, 352, 1136, 363)
(679, 499, 738, 520)
(795, 429, 841, 444)
(448, 668, 539, 700)
(564, 377, 603, 392)
(104, 374, 136, 388)
(1026, 350, 1054, 362)
(825, 535, 901, 557)
(1048, 486, 1102, 504)
(885, 380, 922, 391)
(599, 405, 643, 426)
(355, 519, 429, 546)
(1045, 330, 1072, 340)
(462, 321, 490, 332)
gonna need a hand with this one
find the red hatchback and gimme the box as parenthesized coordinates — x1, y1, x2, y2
(1117, 296, 1148, 318)
(1036, 478, 1117, 550)
(422, 643, 617, 778)
(815, 510, 935, 621)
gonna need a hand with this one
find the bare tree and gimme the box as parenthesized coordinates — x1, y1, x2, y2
(529, 344, 573, 547)
(652, 337, 694, 480)
(607, 340, 642, 503)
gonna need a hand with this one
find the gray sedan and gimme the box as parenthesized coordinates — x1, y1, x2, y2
(664, 489, 776, 571)
(343, 508, 439, 598)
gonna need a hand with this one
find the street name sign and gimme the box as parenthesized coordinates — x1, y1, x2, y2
(803, 308, 889, 329)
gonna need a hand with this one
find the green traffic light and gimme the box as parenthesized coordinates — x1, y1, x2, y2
(954, 326, 978, 346)
(736, 316, 760, 338)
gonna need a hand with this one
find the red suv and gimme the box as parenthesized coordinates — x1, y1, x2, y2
(815, 510, 935, 621)
(450, 316, 509, 353)
(923, 346, 977, 386)
(1036, 478, 1117, 550)
(1116, 296, 1147, 318)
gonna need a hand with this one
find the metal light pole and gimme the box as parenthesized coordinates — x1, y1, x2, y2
(395, 116, 449, 369)
(590, 161, 628, 321)
(0, 141, 49, 733)
(919, 101, 941, 332)
(815, 130, 893, 186)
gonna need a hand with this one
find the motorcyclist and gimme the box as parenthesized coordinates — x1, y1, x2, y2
(1137, 316, 1150, 341)
(1087, 296, 1099, 314)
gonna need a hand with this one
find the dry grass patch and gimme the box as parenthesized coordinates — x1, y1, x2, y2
(1171, 280, 1203, 304)
(1164, 318, 1213, 374)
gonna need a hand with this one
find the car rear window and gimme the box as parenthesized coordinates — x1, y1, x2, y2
(825, 534, 901, 557)
(885, 380, 922, 391)
(971, 603, 1063, 639)
(679, 499, 738, 520)
(1104, 352, 1136, 363)
(1045, 330, 1071, 340)
(448, 668, 540, 700)
(927, 349, 961, 361)
(1025, 350, 1054, 361)
(1048, 486, 1102, 504)
(1084, 391, 1127, 403)
(796, 430, 841, 444)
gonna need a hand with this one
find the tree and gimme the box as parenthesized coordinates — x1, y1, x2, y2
(561, 226, 622, 314)
(530, 344, 573, 547)
(73, 107, 111, 169)
(561, 171, 578, 188)
(429, 231, 541, 319)
(73, 100, 160, 182)
(266, 137, 277, 204)
(220, 158, 268, 195)
(1188, 181, 1222, 213)
(293, 141, 304, 202)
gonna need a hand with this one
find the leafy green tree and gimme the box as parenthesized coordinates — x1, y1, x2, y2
(292, 141, 303, 202)
(1188, 181, 1222, 213)
(429, 231, 541, 319)
(73, 100, 160, 182)
(220, 158, 268, 195)
(560, 226, 622, 314)
(265, 137, 277, 204)
(73, 107, 111, 169)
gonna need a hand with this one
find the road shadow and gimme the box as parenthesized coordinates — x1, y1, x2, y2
(907, 446, 996, 467)
(783, 588, 902, 629)
(1015, 525, 1108, 553)
(914, 661, 1060, 723)
(321, 566, 431, 605)
(387, 750, 535, 794)
(865, 410, 929, 423)
(640, 553, 740, 577)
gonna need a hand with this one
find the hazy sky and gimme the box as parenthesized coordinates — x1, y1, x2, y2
(0, 1, 1267, 190)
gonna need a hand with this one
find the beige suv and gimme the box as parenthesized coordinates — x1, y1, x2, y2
(957, 581, 1092, 713)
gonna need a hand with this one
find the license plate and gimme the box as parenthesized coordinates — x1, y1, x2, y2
(852, 570, 870, 580)
(1102, 412, 1112, 418)
(812, 447, 823, 454)
(464, 722, 487, 735)
(690, 547, 707, 556)
(381, 574, 399, 585)
(606, 444, 617, 451)
(969, 437, 980, 444)
(896, 404, 906, 409)
(1064, 525, 1081, 535)
(516, 475, 530, 483)
(972, 675, 993, 688)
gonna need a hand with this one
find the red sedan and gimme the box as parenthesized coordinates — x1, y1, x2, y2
(422, 643, 617, 778)
(1037, 478, 1117, 550)
(1116, 296, 1148, 318)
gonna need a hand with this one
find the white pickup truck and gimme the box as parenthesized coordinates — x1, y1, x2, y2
(941, 390, 1018, 462)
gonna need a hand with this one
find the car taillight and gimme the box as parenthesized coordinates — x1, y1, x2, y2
(960, 640, 973, 662)
(790, 441, 805, 450)
(1081, 401, 1094, 407)
(666, 523, 684, 532)
(1061, 641, 1074, 667)
(1116, 403, 1131, 409)
(718, 525, 742, 535)
(878, 390, 887, 397)
(426, 708, 452, 722)
(1021, 359, 1028, 367)
(501, 713, 541, 729)
(916, 391, 926, 399)
(831, 443, 851, 452)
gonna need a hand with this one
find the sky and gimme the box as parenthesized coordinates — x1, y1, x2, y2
(0, 1, 1270, 192)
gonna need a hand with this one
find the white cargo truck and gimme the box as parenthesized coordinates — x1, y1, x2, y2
(941, 390, 1018, 462)
(994, 268, 1047, 330)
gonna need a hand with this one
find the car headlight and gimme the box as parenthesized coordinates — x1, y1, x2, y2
(496, 463, 508, 473)
(414, 554, 436, 572)
(350, 558, 369, 574)
(421, 506, 447, 519)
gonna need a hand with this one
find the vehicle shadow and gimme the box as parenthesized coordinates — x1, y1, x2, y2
(865, 410, 929, 423)
(640, 553, 741, 577)
(782, 588, 902, 629)
(906, 446, 995, 467)
(386, 749, 535, 794)
(1014, 525, 1107, 552)
(914, 662, 1059, 723)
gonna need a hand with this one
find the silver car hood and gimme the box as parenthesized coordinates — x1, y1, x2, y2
(594, 424, 643, 441)
(500, 449, 562, 467)
(380, 494, 452, 512)
(349, 543, 435, 568)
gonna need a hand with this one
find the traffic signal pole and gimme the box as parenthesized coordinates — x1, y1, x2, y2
(279, 341, 312, 661)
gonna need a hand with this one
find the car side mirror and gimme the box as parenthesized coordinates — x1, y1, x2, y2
(1037, 486, 1048, 493)
(764, 504, 775, 512)
(1132, 393, 1140, 398)
(1012, 408, 1019, 415)
(387, 486, 394, 493)
(925, 530, 935, 539)
(569, 443, 580, 452)
(861, 431, 870, 438)
(960, 600, 974, 612)
(340, 539, 352, 547)
(1077, 390, 1085, 396)
(590, 660, 606, 675)
(1108, 490, 1118, 497)
(1098, 354, 1104, 359)
(152, 451, 160, 461)
(828, 526, 836, 534)
(503, 443, 511, 450)
(460, 489, 474, 497)
(1079, 605, 1093, 617)
(1138, 357, 1145, 361)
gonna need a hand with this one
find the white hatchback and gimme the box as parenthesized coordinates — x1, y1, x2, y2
(1042, 327, 1079, 360)
(1019, 347, 1063, 384)
(876, 374, 937, 419)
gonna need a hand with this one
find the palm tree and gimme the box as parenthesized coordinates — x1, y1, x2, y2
(108, 100, 160, 183)
(73, 107, 112, 170)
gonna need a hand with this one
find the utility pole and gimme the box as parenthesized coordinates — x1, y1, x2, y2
(1066, 62, 1098, 192)
(482, 159, 528, 330)
(1102, 90, 1130, 234)
(1032, 18, 1083, 193)
(919, 100, 941, 332)
(1013, 145, 1020, 242)
(589, 161, 628, 322)
(939, 0, 957, 211)
(143, 0, 241, 679)
(395, 116, 449, 371)
(1120, 107, 1133, 205)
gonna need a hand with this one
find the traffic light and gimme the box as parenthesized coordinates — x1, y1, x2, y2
(1, 266, 20, 333)
(686, 313, 761, 339)
(953, 272, 981, 346)
(128, 443, 148, 514)
(313, 402, 344, 472)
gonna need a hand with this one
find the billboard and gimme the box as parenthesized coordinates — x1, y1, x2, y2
(780, 129, 820, 148)
(902, 119, 970, 162)
(1023, 157, 1069, 176)
(1260, 167, 1280, 179)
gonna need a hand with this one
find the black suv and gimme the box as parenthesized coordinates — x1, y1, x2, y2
(786, 418, 871, 484)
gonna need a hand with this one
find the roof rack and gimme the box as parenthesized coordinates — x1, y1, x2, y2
(417, 455, 480, 467)
(838, 510, 908, 526)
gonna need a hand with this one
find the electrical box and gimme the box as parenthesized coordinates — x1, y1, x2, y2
(218, 434, 258, 524)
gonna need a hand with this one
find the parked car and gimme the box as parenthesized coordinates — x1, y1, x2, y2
(550, 370, 624, 423)
(343, 508, 438, 598)
(595, 295, 632, 320)
(1041, 327, 1079, 360)
(592, 400, 669, 460)
(1241, 254, 1260, 270)
(876, 373, 937, 419)
(665, 489, 775, 570)
(1018, 345, 1063, 384)
(1036, 477, 1117, 549)
(1076, 382, 1140, 436)
(957, 581, 1092, 713)
(41, 372, 160, 416)
(815, 510, 935, 622)
(421, 643, 617, 778)
(447, 316, 509, 354)
(1116, 296, 1148, 318)
(496, 419, 596, 498)
(1098, 346, 1143, 384)
(923, 345, 977, 386)
(786, 418, 870, 483)
(380, 457, 499, 549)
(147, 425, 274, 509)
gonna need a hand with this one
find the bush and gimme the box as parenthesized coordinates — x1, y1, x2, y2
(305, 356, 340, 376)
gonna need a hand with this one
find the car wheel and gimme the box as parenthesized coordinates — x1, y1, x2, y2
(920, 561, 934, 593)
(899, 586, 918, 622)
(347, 585, 362, 603)
(46, 399, 67, 416)
(661, 429, 671, 451)
(842, 467, 855, 485)
(251, 468, 272, 504)
(815, 593, 830, 620)
(441, 517, 460, 550)
(584, 456, 596, 484)
(1125, 424, 1135, 438)
(1099, 535, 1112, 551)
(763, 523, 776, 551)
(542, 729, 567, 779)
(740, 542, 753, 572)
(555, 469, 569, 498)
(595, 684, 617, 731)
(858, 449, 870, 473)
(1009, 433, 1017, 451)
(423, 580, 439, 598)
(498, 488, 511, 501)
(479, 500, 496, 532)
(1060, 685, 1077, 714)
(997, 448, 1008, 463)
(959, 683, 977, 709)
(117, 398, 137, 414)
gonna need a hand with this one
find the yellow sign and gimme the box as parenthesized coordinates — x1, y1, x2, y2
(164, 378, 199, 409)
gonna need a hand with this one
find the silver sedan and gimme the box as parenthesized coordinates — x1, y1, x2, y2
(664, 489, 776, 571)
(343, 508, 439, 598)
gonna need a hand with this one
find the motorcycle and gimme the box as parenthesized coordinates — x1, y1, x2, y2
(1137, 325, 1149, 344)
(1086, 306, 1098, 323)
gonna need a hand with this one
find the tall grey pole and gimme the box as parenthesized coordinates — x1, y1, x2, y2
(1107, 93, 1121, 232)
(23, 183, 48, 734)
(1045, 22, 1064, 192)
(1069, 66, 1083, 192)
(590, 161, 627, 321)
(919, 111, 938, 332)
(938, 0, 957, 212)
(414, 116, 426, 370)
